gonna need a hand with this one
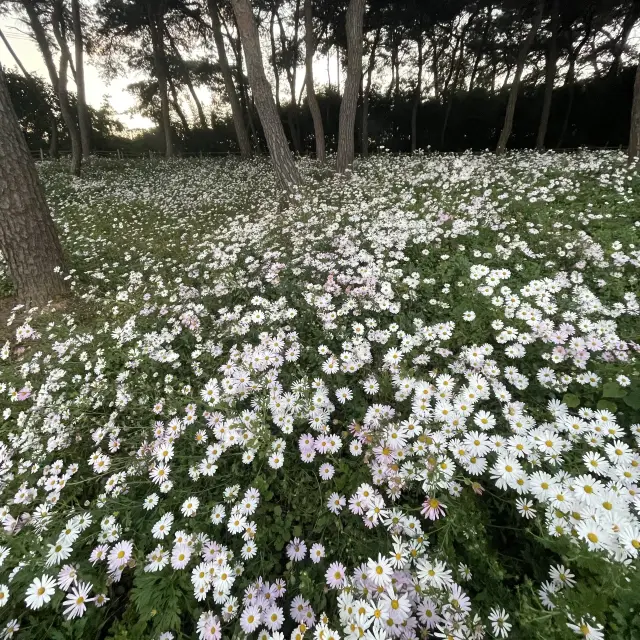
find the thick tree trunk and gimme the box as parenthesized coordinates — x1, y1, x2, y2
(148, 4, 173, 158)
(51, 0, 81, 176)
(231, 0, 300, 189)
(628, 62, 640, 161)
(304, 0, 325, 162)
(0, 67, 68, 305)
(71, 0, 91, 159)
(336, 0, 365, 173)
(208, 0, 252, 157)
(536, 0, 559, 150)
(411, 34, 423, 152)
(24, 1, 81, 176)
(496, 0, 544, 155)
(361, 28, 380, 157)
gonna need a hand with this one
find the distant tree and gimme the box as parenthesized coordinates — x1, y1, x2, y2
(304, 0, 325, 161)
(336, 0, 365, 172)
(21, 0, 82, 174)
(0, 65, 68, 304)
(72, 0, 91, 157)
(207, 0, 253, 157)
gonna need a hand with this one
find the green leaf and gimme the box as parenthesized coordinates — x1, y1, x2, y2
(624, 390, 640, 410)
(602, 382, 627, 398)
(597, 399, 617, 413)
(273, 505, 282, 517)
(562, 393, 580, 408)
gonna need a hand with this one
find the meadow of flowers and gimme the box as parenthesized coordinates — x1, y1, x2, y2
(0, 150, 639, 640)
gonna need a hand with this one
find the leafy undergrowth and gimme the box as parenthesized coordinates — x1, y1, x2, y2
(0, 151, 639, 640)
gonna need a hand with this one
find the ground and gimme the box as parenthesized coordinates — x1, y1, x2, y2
(0, 152, 638, 640)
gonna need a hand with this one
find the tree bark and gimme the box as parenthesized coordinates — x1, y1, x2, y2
(148, 3, 173, 158)
(207, 0, 252, 157)
(361, 28, 380, 157)
(628, 62, 640, 161)
(0, 66, 68, 305)
(411, 34, 424, 152)
(496, 0, 544, 155)
(336, 0, 365, 173)
(51, 0, 81, 176)
(231, 0, 300, 189)
(304, 0, 325, 162)
(536, 0, 559, 150)
(71, 0, 91, 159)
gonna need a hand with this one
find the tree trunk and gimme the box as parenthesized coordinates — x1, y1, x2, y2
(361, 28, 380, 157)
(232, 29, 262, 154)
(208, 0, 252, 157)
(148, 4, 173, 158)
(628, 62, 640, 161)
(536, 0, 559, 150)
(51, 0, 81, 176)
(231, 0, 300, 189)
(24, 0, 81, 176)
(0, 66, 68, 305)
(496, 0, 544, 155)
(441, 38, 466, 149)
(336, 0, 365, 173)
(304, 0, 325, 162)
(430, 36, 440, 99)
(269, 9, 281, 110)
(0, 27, 30, 78)
(276, 5, 302, 154)
(557, 60, 575, 148)
(71, 0, 91, 159)
(49, 119, 59, 158)
(169, 77, 190, 132)
(411, 34, 424, 152)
